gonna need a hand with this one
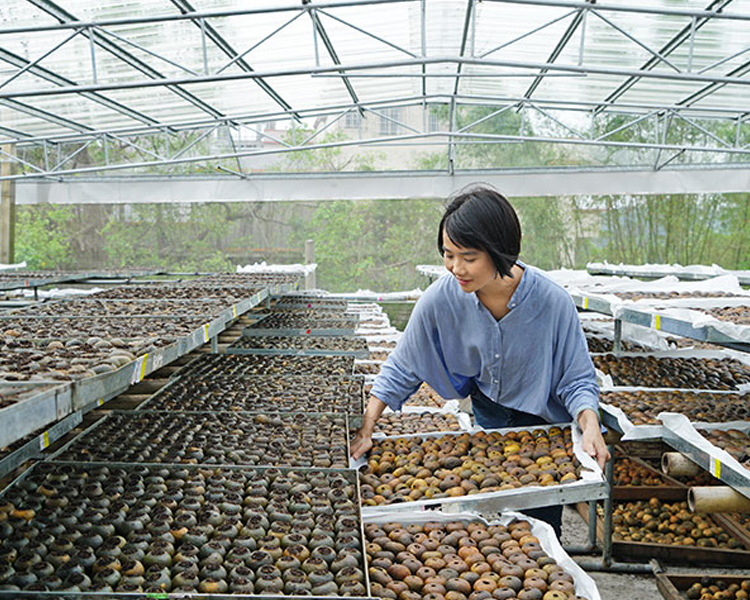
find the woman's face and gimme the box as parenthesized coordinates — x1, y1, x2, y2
(442, 231, 497, 294)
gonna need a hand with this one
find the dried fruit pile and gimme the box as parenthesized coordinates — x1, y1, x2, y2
(609, 499, 744, 548)
(144, 375, 363, 414)
(374, 412, 462, 436)
(364, 519, 590, 600)
(613, 292, 738, 301)
(698, 429, 750, 470)
(0, 338, 161, 381)
(613, 458, 665, 486)
(11, 298, 230, 318)
(0, 317, 207, 342)
(249, 313, 359, 330)
(231, 335, 368, 353)
(704, 306, 750, 326)
(585, 337, 640, 353)
(404, 384, 450, 408)
(360, 428, 581, 506)
(176, 354, 355, 379)
(55, 412, 349, 468)
(592, 354, 750, 389)
(600, 391, 750, 425)
(0, 463, 366, 595)
(682, 577, 750, 600)
(356, 362, 382, 375)
(93, 285, 262, 301)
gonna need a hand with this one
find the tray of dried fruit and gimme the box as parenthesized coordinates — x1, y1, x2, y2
(655, 573, 750, 600)
(8, 298, 236, 319)
(92, 284, 264, 302)
(171, 354, 357, 380)
(353, 424, 607, 515)
(244, 312, 360, 337)
(138, 374, 365, 415)
(598, 387, 749, 441)
(354, 360, 383, 376)
(575, 497, 750, 567)
(593, 350, 750, 392)
(272, 296, 351, 310)
(227, 335, 370, 359)
(659, 413, 750, 501)
(49, 410, 351, 469)
(610, 455, 687, 501)
(0, 461, 370, 597)
(0, 315, 221, 343)
(373, 406, 472, 437)
(362, 510, 601, 600)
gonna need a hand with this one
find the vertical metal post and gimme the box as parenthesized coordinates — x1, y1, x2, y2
(0, 144, 16, 265)
(614, 318, 622, 353)
(588, 500, 598, 548)
(88, 27, 98, 83)
(305, 239, 316, 290)
(602, 444, 615, 567)
(211, 335, 218, 353)
(687, 16, 697, 72)
(200, 19, 209, 74)
(578, 8, 588, 66)
(448, 98, 456, 176)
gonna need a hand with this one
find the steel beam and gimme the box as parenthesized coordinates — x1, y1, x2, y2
(0, 47, 161, 127)
(0, 0, 414, 35)
(522, 1, 594, 100)
(3, 124, 750, 182)
(596, 0, 735, 113)
(14, 166, 750, 204)
(25, 0, 227, 119)
(452, 0, 476, 96)
(309, 9, 362, 110)
(0, 98, 94, 133)
(4, 55, 750, 100)
(168, 0, 298, 119)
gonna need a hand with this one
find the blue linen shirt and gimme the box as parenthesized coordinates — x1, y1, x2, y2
(371, 264, 600, 423)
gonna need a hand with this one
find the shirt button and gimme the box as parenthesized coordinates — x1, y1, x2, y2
(494, 354, 499, 359)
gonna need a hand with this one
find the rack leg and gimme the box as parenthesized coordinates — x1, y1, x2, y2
(211, 335, 218, 353)
(602, 444, 615, 567)
(614, 319, 622, 353)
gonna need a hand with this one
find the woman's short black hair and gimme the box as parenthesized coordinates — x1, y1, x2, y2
(437, 185, 522, 278)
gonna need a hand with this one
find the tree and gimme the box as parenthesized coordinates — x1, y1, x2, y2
(15, 205, 75, 269)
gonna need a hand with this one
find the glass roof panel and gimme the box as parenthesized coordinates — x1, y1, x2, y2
(0, 0, 748, 155)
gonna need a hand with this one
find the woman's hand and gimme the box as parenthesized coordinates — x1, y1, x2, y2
(577, 409, 610, 470)
(350, 428, 374, 461)
(350, 395, 388, 460)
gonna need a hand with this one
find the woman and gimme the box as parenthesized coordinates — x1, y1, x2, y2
(350, 185, 609, 535)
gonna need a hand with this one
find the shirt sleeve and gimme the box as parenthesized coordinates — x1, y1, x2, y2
(554, 299, 601, 421)
(370, 281, 464, 411)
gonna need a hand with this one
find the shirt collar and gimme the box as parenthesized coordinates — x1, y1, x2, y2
(472, 260, 533, 310)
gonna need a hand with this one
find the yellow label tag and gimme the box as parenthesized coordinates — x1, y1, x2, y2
(582, 297, 589, 310)
(654, 314, 661, 330)
(712, 458, 721, 478)
(98, 398, 104, 406)
(232, 304, 238, 318)
(139, 353, 148, 380)
(40, 431, 50, 450)
(203, 324, 210, 343)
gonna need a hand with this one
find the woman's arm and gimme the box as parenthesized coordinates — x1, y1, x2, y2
(350, 395, 388, 460)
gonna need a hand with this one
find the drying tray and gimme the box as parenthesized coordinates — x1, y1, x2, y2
(227, 335, 369, 359)
(137, 374, 365, 415)
(0, 460, 371, 600)
(354, 423, 607, 515)
(49, 410, 351, 470)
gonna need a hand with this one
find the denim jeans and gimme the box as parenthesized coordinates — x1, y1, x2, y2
(470, 386, 563, 538)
